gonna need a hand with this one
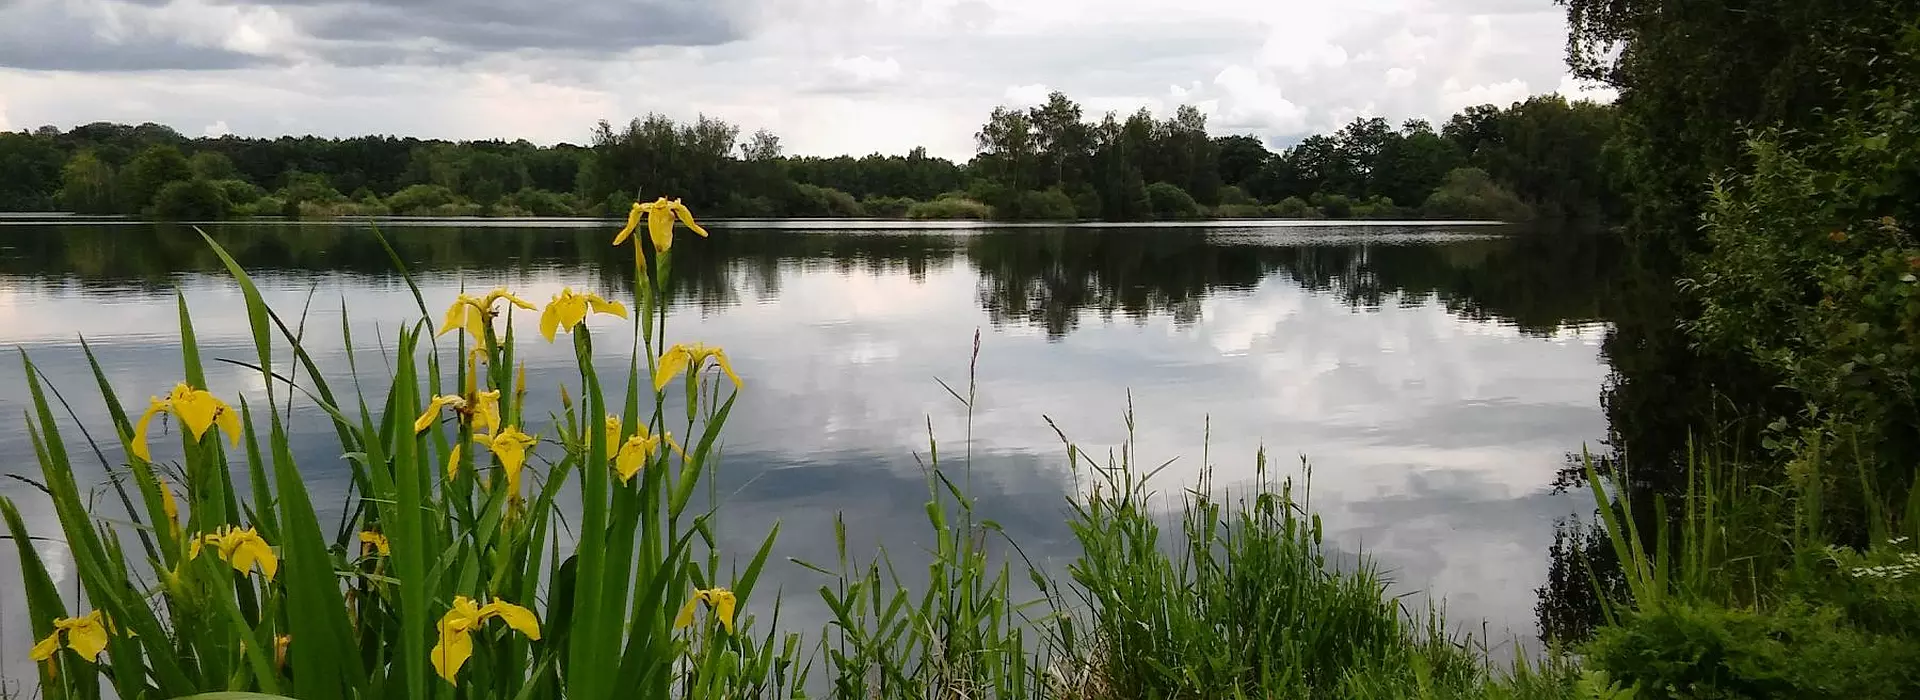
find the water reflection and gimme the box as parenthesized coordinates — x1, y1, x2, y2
(0, 219, 1614, 673)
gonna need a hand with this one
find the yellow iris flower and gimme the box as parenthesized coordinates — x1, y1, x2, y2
(603, 414, 622, 449)
(653, 343, 743, 392)
(414, 390, 500, 435)
(474, 427, 538, 494)
(674, 587, 738, 634)
(430, 595, 541, 684)
(613, 429, 682, 485)
(614, 197, 710, 256)
(130, 383, 242, 462)
(538, 287, 628, 342)
(359, 530, 391, 557)
(29, 611, 112, 664)
(189, 526, 278, 581)
(437, 288, 535, 346)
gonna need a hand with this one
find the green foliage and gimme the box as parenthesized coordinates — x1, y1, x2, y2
(0, 131, 64, 210)
(57, 150, 119, 214)
(1685, 120, 1920, 521)
(859, 195, 917, 218)
(152, 178, 231, 220)
(500, 188, 577, 217)
(1144, 181, 1200, 219)
(1217, 184, 1254, 205)
(1423, 168, 1535, 221)
(188, 151, 237, 180)
(1586, 600, 1920, 699)
(212, 179, 264, 205)
(120, 144, 193, 215)
(1270, 196, 1317, 218)
(905, 195, 993, 219)
(386, 183, 458, 215)
(789, 183, 864, 217)
(1055, 427, 1505, 699)
(1312, 192, 1354, 218)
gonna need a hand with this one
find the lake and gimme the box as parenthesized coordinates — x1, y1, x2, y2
(0, 217, 1612, 681)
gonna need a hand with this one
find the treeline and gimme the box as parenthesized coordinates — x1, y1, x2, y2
(0, 93, 1617, 222)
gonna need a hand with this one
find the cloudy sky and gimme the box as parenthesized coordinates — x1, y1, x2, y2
(0, 0, 1613, 159)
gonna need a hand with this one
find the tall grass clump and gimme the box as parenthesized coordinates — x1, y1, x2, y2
(0, 195, 798, 699)
(1046, 412, 1560, 700)
(1574, 449, 1920, 698)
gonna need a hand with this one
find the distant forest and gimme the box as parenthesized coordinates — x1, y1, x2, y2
(0, 92, 1617, 222)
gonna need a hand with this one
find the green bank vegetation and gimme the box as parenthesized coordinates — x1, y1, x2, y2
(1521, 0, 1920, 697)
(0, 92, 1610, 223)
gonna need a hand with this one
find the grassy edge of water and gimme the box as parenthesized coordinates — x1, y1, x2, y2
(0, 220, 1614, 699)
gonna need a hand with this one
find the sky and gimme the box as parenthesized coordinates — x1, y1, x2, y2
(0, 0, 1616, 159)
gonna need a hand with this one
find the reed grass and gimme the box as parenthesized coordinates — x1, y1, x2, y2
(0, 199, 1593, 699)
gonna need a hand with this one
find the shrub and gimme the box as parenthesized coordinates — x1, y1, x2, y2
(1145, 182, 1201, 219)
(906, 196, 993, 219)
(1351, 195, 1413, 219)
(1585, 600, 1920, 698)
(387, 184, 460, 215)
(1010, 188, 1077, 220)
(1069, 187, 1103, 220)
(792, 183, 864, 217)
(235, 194, 285, 218)
(500, 188, 576, 217)
(151, 178, 230, 221)
(212, 179, 265, 205)
(1311, 192, 1354, 218)
(860, 195, 918, 218)
(1218, 184, 1255, 206)
(1268, 196, 1318, 218)
(1420, 168, 1534, 221)
(723, 192, 776, 217)
(1210, 203, 1267, 218)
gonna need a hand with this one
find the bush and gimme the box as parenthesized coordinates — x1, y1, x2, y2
(1218, 184, 1255, 205)
(1306, 192, 1353, 218)
(151, 178, 230, 221)
(723, 192, 777, 217)
(1351, 195, 1413, 219)
(1585, 600, 1920, 698)
(212, 179, 265, 205)
(906, 196, 993, 219)
(861, 196, 918, 218)
(1420, 168, 1534, 221)
(1145, 182, 1201, 219)
(1268, 196, 1318, 218)
(387, 184, 460, 215)
(500, 188, 576, 217)
(1008, 188, 1077, 220)
(297, 199, 387, 219)
(234, 195, 284, 218)
(791, 183, 864, 217)
(1211, 203, 1267, 218)
(1069, 187, 1103, 220)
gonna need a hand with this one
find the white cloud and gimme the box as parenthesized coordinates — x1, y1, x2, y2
(825, 55, 905, 91)
(1002, 83, 1050, 107)
(1556, 74, 1618, 104)
(0, 94, 10, 132)
(1438, 78, 1532, 115)
(0, 0, 1603, 159)
(202, 119, 230, 137)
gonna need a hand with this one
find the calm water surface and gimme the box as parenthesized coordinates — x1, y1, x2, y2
(0, 218, 1612, 677)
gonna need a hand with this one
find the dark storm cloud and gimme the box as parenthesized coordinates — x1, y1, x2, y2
(0, 0, 280, 71)
(233, 0, 744, 54)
